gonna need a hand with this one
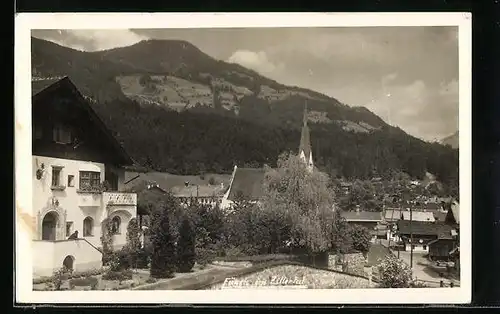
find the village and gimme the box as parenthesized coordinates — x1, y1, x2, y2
(31, 76, 460, 291)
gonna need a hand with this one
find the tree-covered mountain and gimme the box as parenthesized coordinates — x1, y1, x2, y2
(31, 37, 459, 196)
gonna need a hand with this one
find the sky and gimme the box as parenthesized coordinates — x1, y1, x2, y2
(32, 27, 459, 142)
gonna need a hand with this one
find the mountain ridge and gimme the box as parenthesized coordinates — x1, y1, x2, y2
(32, 37, 387, 132)
(441, 131, 459, 149)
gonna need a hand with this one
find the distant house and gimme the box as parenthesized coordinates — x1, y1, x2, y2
(220, 166, 266, 209)
(124, 180, 167, 228)
(340, 209, 382, 239)
(427, 229, 458, 261)
(396, 220, 453, 253)
(171, 183, 225, 208)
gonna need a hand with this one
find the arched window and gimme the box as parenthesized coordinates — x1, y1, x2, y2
(111, 216, 121, 235)
(83, 217, 94, 237)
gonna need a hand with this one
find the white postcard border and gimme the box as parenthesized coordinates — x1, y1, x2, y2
(15, 12, 472, 304)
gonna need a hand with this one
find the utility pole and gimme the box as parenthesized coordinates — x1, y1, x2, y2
(410, 200, 414, 270)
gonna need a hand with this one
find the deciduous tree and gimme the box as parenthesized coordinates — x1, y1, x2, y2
(261, 152, 336, 255)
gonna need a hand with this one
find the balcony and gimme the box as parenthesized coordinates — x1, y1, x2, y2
(103, 192, 137, 207)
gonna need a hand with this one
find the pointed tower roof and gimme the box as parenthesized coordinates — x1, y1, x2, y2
(299, 101, 312, 159)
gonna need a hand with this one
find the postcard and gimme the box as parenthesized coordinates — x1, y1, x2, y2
(15, 12, 471, 304)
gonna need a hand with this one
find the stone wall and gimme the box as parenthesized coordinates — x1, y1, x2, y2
(207, 264, 375, 290)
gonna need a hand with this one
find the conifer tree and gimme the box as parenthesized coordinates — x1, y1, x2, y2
(176, 216, 196, 272)
(150, 198, 177, 278)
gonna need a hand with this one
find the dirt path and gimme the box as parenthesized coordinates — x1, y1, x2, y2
(133, 264, 247, 290)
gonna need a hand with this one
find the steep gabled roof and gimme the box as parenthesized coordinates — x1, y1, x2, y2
(32, 76, 135, 167)
(227, 167, 266, 201)
(298, 103, 312, 158)
(396, 220, 453, 236)
(32, 77, 66, 96)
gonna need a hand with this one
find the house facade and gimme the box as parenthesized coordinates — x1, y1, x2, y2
(32, 77, 143, 278)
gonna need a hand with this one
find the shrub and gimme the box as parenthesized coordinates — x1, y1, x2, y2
(51, 266, 72, 290)
(69, 276, 99, 290)
(134, 247, 150, 269)
(377, 255, 413, 288)
(107, 250, 131, 272)
(145, 277, 157, 284)
(124, 218, 142, 268)
(347, 225, 372, 254)
(208, 177, 216, 185)
(150, 198, 177, 278)
(176, 216, 196, 272)
(100, 219, 114, 266)
(196, 247, 217, 266)
(102, 269, 133, 281)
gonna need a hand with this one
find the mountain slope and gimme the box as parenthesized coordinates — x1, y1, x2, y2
(441, 131, 459, 149)
(30, 37, 459, 196)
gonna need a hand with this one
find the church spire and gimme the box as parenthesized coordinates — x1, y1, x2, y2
(299, 100, 313, 171)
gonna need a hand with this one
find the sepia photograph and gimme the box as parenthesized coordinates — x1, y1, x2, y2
(15, 13, 471, 304)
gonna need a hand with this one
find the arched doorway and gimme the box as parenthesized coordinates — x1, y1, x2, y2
(63, 255, 75, 271)
(42, 211, 59, 241)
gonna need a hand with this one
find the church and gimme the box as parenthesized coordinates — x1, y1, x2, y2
(220, 102, 314, 209)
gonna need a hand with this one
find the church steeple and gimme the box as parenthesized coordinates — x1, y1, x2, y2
(299, 100, 314, 172)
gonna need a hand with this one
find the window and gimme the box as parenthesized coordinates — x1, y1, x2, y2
(67, 175, 75, 187)
(83, 217, 94, 237)
(423, 245, 427, 250)
(79, 171, 101, 190)
(53, 124, 72, 144)
(111, 216, 121, 235)
(51, 166, 63, 187)
(66, 222, 73, 237)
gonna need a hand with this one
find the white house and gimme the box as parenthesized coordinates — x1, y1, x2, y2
(32, 77, 145, 278)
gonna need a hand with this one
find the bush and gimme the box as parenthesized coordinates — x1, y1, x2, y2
(69, 276, 99, 290)
(196, 247, 218, 266)
(208, 177, 216, 185)
(124, 218, 142, 267)
(150, 198, 177, 278)
(102, 269, 133, 281)
(347, 225, 372, 254)
(107, 249, 131, 272)
(377, 255, 413, 288)
(51, 266, 72, 290)
(176, 216, 196, 272)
